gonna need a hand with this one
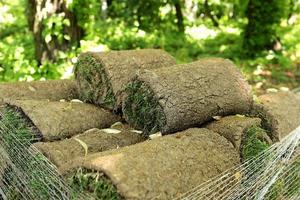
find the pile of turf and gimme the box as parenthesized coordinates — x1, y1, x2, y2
(5, 99, 120, 141)
(251, 91, 300, 142)
(123, 58, 253, 135)
(33, 126, 146, 168)
(74, 49, 176, 111)
(0, 79, 78, 105)
(60, 128, 240, 199)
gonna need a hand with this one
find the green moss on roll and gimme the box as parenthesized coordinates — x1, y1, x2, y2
(75, 53, 116, 109)
(69, 168, 122, 200)
(241, 125, 270, 160)
(123, 80, 166, 135)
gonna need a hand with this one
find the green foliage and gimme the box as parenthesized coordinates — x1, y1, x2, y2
(68, 0, 101, 31)
(108, 0, 167, 31)
(242, 0, 289, 57)
(42, 13, 71, 45)
(69, 168, 122, 200)
(0, 0, 300, 90)
(241, 125, 270, 160)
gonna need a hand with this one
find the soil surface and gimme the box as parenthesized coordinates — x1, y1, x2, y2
(33, 126, 146, 168)
(6, 99, 120, 141)
(0, 80, 78, 105)
(251, 91, 300, 141)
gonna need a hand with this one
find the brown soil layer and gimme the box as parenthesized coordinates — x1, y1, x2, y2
(204, 115, 264, 150)
(251, 91, 300, 142)
(123, 58, 253, 135)
(0, 79, 78, 105)
(6, 99, 120, 141)
(33, 126, 146, 168)
(60, 128, 240, 200)
(74, 49, 176, 111)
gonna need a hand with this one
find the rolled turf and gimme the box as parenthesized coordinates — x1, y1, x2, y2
(4, 99, 120, 141)
(251, 91, 300, 142)
(74, 49, 176, 111)
(60, 128, 240, 200)
(122, 58, 253, 135)
(204, 115, 272, 151)
(33, 125, 146, 168)
(0, 79, 78, 105)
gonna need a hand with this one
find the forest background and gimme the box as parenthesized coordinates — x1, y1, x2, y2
(1, 0, 300, 94)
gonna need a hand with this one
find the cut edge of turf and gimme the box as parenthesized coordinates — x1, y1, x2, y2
(69, 167, 123, 200)
(241, 125, 271, 161)
(0, 105, 42, 146)
(123, 79, 166, 136)
(75, 53, 116, 110)
(251, 103, 279, 142)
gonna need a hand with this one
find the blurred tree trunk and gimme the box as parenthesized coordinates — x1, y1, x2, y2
(26, 0, 83, 65)
(243, 0, 288, 57)
(106, 0, 113, 17)
(173, 0, 185, 32)
(203, 0, 219, 27)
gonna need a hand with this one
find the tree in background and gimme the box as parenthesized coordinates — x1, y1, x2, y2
(242, 0, 289, 57)
(172, 0, 185, 32)
(1, 0, 300, 84)
(26, 0, 84, 64)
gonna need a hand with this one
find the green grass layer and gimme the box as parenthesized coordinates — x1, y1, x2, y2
(69, 168, 122, 200)
(75, 53, 116, 109)
(241, 125, 270, 160)
(123, 80, 166, 135)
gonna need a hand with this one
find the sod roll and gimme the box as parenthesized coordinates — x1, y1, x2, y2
(74, 49, 176, 110)
(0, 79, 78, 105)
(123, 58, 253, 135)
(33, 126, 146, 168)
(204, 115, 270, 150)
(60, 128, 240, 200)
(251, 91, 300, 142)
(5, 99, 120, 141)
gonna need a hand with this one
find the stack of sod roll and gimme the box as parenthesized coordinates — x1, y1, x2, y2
(1, 49, 299, 199)
(74, 49, 176, 111)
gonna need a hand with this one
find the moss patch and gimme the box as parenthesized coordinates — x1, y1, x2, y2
(69, 168, 122, 200)
(75, 53, 116, 109)
(123, 80, 166, 136)
(241, 125, 270, 160)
